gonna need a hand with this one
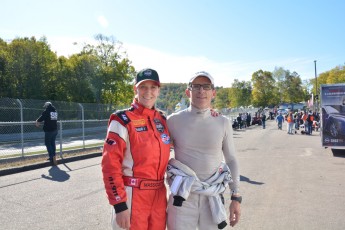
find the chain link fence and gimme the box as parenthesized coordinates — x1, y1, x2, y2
(0, 98, 121, 160)
(0, 97, 263, 161)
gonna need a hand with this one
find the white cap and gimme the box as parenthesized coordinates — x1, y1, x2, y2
(189, 71, 214, 85)
(43, 102, 52, 108)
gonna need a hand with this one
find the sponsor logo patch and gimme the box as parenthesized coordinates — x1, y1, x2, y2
(130, 179, 137, 185)
(161, 133, 170, 144)
(106, 138, 116, 145)
(109, 177, 120, 200)
(132, 119, 146, 126)
(143, 69, 153, 76)
(121, 113, 129, 121)
(135, 126, 148, 132)
(154, 119, 164, 133)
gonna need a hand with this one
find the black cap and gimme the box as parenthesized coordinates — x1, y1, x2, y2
(135, 68, 160, 87)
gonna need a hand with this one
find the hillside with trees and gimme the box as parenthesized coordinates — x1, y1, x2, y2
(157, 83, 188, 114)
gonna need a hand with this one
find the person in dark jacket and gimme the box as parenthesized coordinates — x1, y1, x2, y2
(36, 102, 58, 165)
(261, 113, 267, 129)
(246, 112, 251, 127)
(306, 111, 314, 135)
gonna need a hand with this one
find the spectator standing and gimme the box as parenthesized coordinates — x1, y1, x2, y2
(36, 102, 58, 166)
(306, 111, 314, 135)
(241, 113, 247, 128)
(236, 113, 243, 129)
(276, 113, 284, 130)
(246, 112, 251, 127)
(286, 111, 294, 134)
(261, 113, 267, 129)
(302, 111, 308, 133)
(294, 112, 300, 134)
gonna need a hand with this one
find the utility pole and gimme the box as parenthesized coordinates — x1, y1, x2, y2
(314, 60, 318, 112)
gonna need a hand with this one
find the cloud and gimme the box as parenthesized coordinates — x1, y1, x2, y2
(124, 43, 243, 87)
(97, 15, 109, 28)
(123, 43, 317, 87)
(47, 36, 94, 57)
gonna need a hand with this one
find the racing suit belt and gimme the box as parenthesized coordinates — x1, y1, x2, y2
(123, 176, 164, 190)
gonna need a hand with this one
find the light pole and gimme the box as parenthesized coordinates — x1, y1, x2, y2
(314, 60, 318, 112)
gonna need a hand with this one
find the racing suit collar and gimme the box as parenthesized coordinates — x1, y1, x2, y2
(132, 99, 156, 116)
(188, 105, 211, 117)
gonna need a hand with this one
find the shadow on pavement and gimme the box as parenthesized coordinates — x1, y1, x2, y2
(240, 175, 265, 185)
(41, 166, 70, 182)
(332, 148, 345, 158)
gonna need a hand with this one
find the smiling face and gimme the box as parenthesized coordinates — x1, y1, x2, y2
(134, 80, 160, 109)
(186, 76, 216, 110)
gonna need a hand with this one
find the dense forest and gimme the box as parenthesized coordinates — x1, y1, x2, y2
(1, 34, 344, 112)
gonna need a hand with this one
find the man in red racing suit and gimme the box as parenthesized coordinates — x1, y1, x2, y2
(102, 68, 171, 230)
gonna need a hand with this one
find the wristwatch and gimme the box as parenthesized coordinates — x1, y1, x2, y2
(231, 195, 242, 204)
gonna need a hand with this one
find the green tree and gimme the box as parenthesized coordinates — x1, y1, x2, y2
(64, 54, 97, 102)
(301, 79, 312, 102)
(229, 79, 252, 107)
(6, 37, 57, 99)
(81, 34, 135, 106)
(272, 67, 286, 103)
(282, 71, 305, 103)
(52, 56, 74, 101)
(214, 87, 230, 109)
(251, 70, 277, 107)
(317, 65, 345, 86)
(0, 39, 12, 97)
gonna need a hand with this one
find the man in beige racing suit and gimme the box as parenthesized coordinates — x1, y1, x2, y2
(167, 71, 241, 230)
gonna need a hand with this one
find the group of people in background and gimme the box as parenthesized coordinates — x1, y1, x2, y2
(233, 109, 272, 130)
(230, 107, 320, 136)
(276, 110, 320, 135)
(234, 112, 252, 129)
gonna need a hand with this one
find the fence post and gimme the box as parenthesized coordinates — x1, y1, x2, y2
(16, 99, 25, 157)
(79, 103, 85, 149)
(59, 121, 63, 158)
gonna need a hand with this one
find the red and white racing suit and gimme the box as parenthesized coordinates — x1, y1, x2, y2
(102, 99, 171, 230)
